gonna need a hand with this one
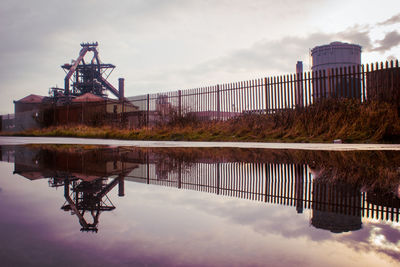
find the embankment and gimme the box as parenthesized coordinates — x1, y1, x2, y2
(3, 99, 400, 143)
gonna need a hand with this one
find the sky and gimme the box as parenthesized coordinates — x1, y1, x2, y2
(0, 0, 399, 114)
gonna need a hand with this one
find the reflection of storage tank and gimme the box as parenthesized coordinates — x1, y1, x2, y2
(311, 181, 362, 233)
(311, 42, 362, 99)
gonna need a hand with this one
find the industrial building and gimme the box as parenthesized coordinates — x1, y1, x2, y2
(1, 41, 398, 132)
(11, 42, 140, 130)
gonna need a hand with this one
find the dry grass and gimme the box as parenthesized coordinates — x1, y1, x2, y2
(4, 99, 400, 143)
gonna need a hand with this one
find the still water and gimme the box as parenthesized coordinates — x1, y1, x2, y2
(0, 144, 399, 266)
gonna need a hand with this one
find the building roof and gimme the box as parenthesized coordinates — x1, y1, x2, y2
(72, 93, 105, 103)
(15, 94, 45, 103)
(14, 171, 45, 180)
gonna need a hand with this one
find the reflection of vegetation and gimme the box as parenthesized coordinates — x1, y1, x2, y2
(138, 147, 400, 194)
(9, 144, 400, 195)
(4, 99, 400, 143)
(19, 145, 400, 193)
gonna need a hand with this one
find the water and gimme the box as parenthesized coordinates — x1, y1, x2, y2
(0, 143, 399, 266)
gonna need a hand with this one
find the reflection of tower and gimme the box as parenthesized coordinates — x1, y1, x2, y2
(60, 175, 125, 232)
(311, 180, 362, 233)
(295, 165, 304, 214)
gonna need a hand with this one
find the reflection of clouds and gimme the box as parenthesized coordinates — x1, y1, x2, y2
(121, 184, 400, 266)
(337, 221, 400, 262)
(135, 183, 400, 262)
(160, 188, 333, 242)
(369, 223, 400, 260)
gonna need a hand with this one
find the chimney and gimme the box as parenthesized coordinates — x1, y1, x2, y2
(296, 61, 303, 73)
(118, 78, 125, 100)
(295, 61, 304, 108)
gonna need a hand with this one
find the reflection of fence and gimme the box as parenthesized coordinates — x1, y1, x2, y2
(2, 60, 399, 131)
(126, 161, 400, 226)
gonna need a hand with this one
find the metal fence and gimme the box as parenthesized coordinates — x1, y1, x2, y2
(128, 60, 400, 126)
(1, 60, 399, 131)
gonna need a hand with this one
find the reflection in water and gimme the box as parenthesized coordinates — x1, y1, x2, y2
(59, 176, 124, 232)
(1, 145, 400, 234)
(4, 145, 138, 232)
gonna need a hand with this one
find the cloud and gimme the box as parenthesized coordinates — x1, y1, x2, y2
(0, 1, 399, 113)
(372, 31, 400, 52)
(337, 222, 400, 262)
(378, 13, 400, 26)
(179, 27, 373, 80)
(336, 25, 373, 51)
(166, 23, 398, 85)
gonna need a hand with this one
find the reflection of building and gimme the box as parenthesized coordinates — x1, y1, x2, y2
(12, 146, 139, 180)
(2, 145, 400, 233)
(61, 175, 125, 232)
(311, 181, 362, 233)
(8, 145, 139, 232)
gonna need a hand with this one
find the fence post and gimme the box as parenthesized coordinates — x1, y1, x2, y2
(295, 72, 304, 108)
(146, 94, 150, 127)
(178, 159, 182, 189)
(264, 77, 269, 113)
(178, 90, 182, 118)
(216, 85, 220, 120)
(326, 69, 331, 99)
(82, 102, 85, 124)
(217, 162, 220, 195)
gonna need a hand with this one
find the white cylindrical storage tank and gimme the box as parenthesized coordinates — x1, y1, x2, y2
(311, 42, 362, 100)
(311, 42, 361, 72)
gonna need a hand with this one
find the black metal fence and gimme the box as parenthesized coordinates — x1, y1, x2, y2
(128, 60, 400, 126)
(2, 60, 399, 131)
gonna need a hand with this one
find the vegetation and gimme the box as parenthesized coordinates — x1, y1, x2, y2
(19, 144, 400, 193)
(3, 99, 400, 143)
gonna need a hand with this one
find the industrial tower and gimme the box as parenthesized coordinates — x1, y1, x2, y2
(61, 42, 124, 100)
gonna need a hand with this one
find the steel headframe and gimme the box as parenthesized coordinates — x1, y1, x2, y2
(61, 42, 120, 98)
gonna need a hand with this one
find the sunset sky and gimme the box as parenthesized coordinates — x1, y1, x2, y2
(1, 0, 399, 114)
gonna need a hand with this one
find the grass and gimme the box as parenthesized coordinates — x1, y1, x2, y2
(3, 99, 400, 143)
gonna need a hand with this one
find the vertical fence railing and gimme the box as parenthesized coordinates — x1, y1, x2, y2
(123, 60, 399, 127)
(2, 60, 398, 131)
